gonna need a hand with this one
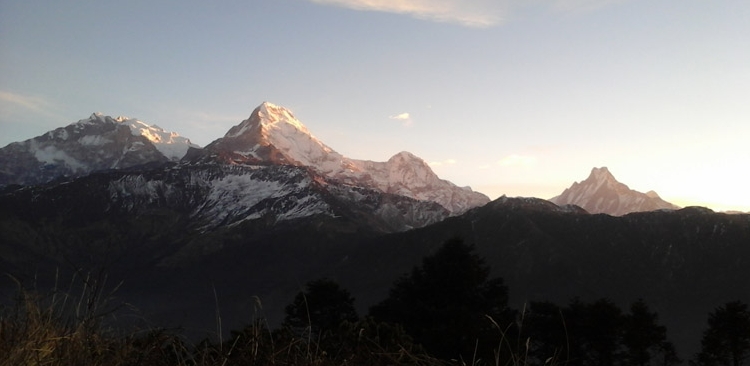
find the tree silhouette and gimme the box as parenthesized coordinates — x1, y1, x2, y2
(524, 301, 569, 365)
(559, 298, 624, 366)
(696, 301, 750, 366)
(283, 278, 358, 334)
(369, 238, 515, 361)
(622, 299, 680, 366)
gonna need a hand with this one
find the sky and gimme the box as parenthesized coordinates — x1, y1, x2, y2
(1, 0, 749, 212)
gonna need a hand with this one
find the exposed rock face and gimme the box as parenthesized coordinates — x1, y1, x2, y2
(549, 167, 679, 216)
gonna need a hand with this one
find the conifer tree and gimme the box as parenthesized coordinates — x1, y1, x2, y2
(622, 299, 679, 366)
(369, 238, 515, 361)
(283, 278, 358, 334)
(696, 301, 750, 366)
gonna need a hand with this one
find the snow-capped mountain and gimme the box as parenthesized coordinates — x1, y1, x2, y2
(0, 113, 198, 187)
(549, 167, 680, 216)
(190, 102, 489, 214)
(103, 163, 448, 233)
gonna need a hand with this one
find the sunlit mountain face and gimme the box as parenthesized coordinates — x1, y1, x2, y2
(550, 167, 680, 216)
(0, 113, 198, 187)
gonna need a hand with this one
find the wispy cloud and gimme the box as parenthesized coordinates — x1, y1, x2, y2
(389, 112, 413, 126)
(0, 90, 53, 113)
(308, 0, 505, 28)
(307, 0, 628, 27)
(498, 154, 537, 167)
(545, 0, 628, 13)
(429, 158, 457, 167)
(0, 90, 61, 120)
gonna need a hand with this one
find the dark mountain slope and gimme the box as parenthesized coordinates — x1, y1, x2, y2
(334, 197, 750, 354)
(2, 184, 749, 355)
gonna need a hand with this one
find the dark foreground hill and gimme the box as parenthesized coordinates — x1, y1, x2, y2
(343, 197, 750, 354)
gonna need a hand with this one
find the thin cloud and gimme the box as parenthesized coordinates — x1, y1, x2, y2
(0, 90, 61, 120)
(498, 154, 537, 167)
(544, 0, 628, 13)
(389, 112, 413, 126)
(307, 0, 629, 27)
(308, 0, 505, 28)
(390, 112, 410, 120)
(0, 90, 53, 113)
(429, 158, 457, 167)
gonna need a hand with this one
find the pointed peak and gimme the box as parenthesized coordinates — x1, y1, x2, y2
(588, 166, 617, 182)
(591, 166, 610, 174)
(223, 102, 306, 139)
(257, 102, 302, 124)
(238, 102, 309, 135)
(551, 166, 679, 215)
(258, 101, 285, 112)
(255, 101, 284, 116)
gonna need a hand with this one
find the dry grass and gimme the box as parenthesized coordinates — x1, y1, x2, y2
(0, 277, 447, 366)
(0, 276, 566, 366)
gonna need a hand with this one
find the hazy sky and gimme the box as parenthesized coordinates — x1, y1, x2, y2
(1, 0, 749, 212)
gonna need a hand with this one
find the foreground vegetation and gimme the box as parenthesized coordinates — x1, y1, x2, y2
(0, 287, 441, 366)
(2, 239, 750, 365)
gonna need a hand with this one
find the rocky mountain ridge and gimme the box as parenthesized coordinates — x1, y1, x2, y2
(550, 167, 680, 216)
(0, 113, 197, 187)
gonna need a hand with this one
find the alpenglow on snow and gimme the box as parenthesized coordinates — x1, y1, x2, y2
(191, 102, 490, 214)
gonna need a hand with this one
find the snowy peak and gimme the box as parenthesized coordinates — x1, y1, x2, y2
(385, 151, 439, 187)
(550, 167, 679, 216)
(76, 113, 198, 160)
(257, 101, 309, 134)
(201, 102, 489, 214)
(224, 102, 308, 138)
(209, 102, 341, 169)
(0, 113, 198, 187)
(122, 119, 198, 161)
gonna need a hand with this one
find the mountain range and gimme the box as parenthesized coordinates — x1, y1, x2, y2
(0, 102, 488, 216)
(1, 102, 748, 356)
